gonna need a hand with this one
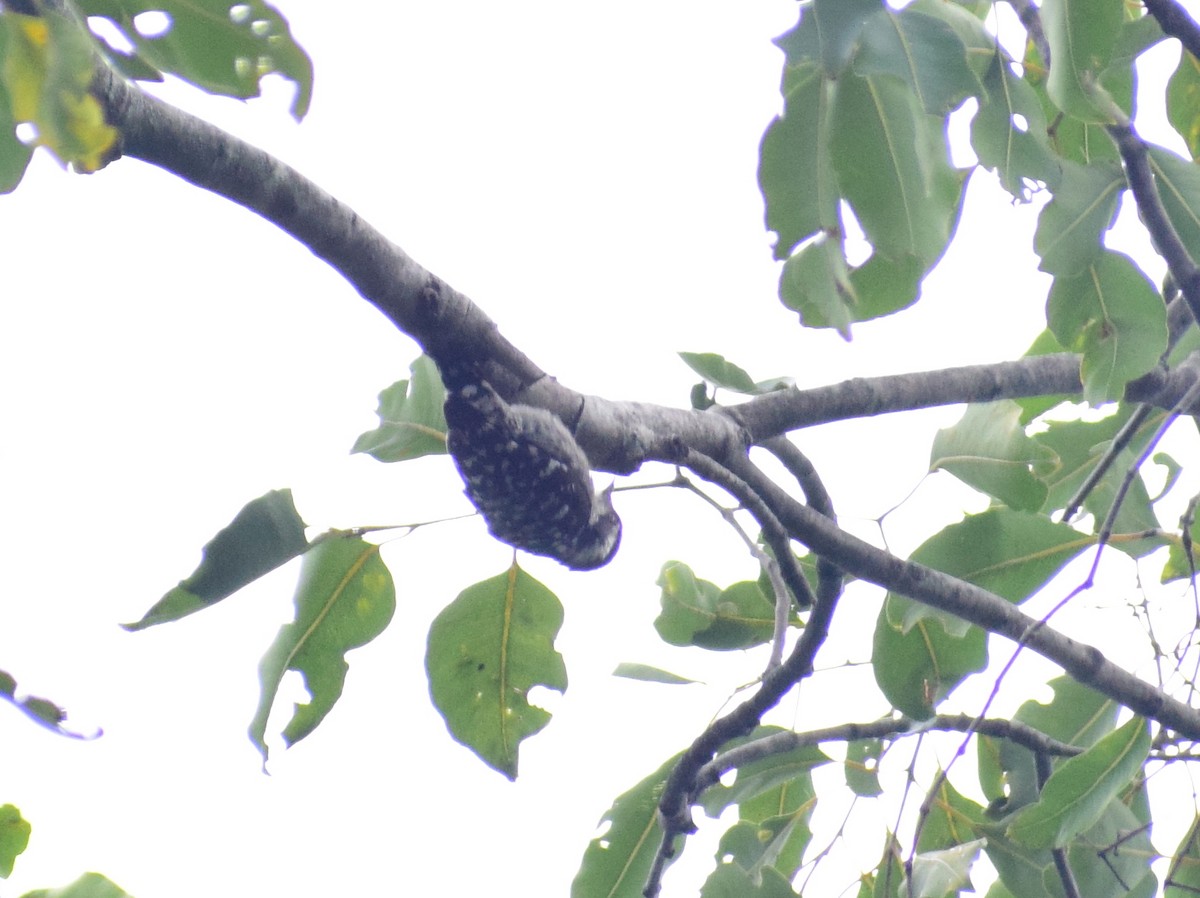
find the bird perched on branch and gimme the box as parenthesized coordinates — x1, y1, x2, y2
(443, 381, 621, 570)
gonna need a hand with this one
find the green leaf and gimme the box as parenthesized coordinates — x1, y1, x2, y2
(906, 839, 986, 898)
(0, 10, 118, 171)
(831, 70, 961, 266)
(678, 352, 792, 396)
(700, 863, 799, 898)
(919, 777, 986, 851)
(855, 7, 980, 115)
(611, 663, 700, 686)
(760, 60, 838, 259)
(778, 235, 856, 335)
(1034, 406, 1165, 550)
(930, 402, 1058, 511)
(1046, 251, 1167, 404)
(1146, 146, 1200, 267)
(1150, 450, 1183, 502)
(76, 0, 314, 119)
(1168, 50, 1200, 159)
(249, 534, 395, 763)
(351, 355, 448, 462)
(890, 508, 1087, 637)
(1016, 675, 1119, 751)
(700, 729, 829, 818)
(713, 816, 808, 883)
(872, 599, 986, 719)
(774, 0, 883, 76)
(1165, 816, 1200, 897)
(19, 873, 133, 898)
(971, 53, 1062, 200)
(845, 738, 883, 797)
(873, 509, 1089, 720)
(572, 753, 683, 898)
(1007, 717, 1149, 849)
(0, 804, 29, 878)
(124, 489, 310, 630)
(1040, 0, 1123, 123)
(847, 250, 927, 321)
(869, 835, 906, 898)
(982, 677, 1118, 820)
(984, 796, 1152, 898)
(0, 19, 33, 193)
(679, 351, 757, 392)
(654, 563, 784, 651)
(426, 564, 566, 780)
(1033, 161, 1123, 277)
(734, 760, 821, 881)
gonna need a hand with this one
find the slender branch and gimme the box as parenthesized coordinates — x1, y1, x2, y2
(682, 449, 814, 616)
(1108, 122, 1200, 325)
(1061, 404, 1156, 522)
(1006, 0, 1051, 68)
(644, 458, 844, 897)
(761, 436, 844, 604)
(725, 456, 1200, 739)
(694, 713, 1082, 793)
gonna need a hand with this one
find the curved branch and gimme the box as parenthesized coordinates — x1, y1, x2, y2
(695, 713, 1083, 794)
(724, 455, 1200, 739)
(645, 454, 845, 897)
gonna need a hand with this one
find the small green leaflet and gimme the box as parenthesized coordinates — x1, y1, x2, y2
(352, 355, 448, 462)
(124, 489, 310, 630)
(612, 663, 700, 685)
(654, 562, 784, 651)
(426, 564, 566, 780)
(249, 533, 395, 764)
(0, 804, 29, 878)
(678, 352, 793, 396)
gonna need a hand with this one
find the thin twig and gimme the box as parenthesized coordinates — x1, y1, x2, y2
(1061, 404, 1156, 523)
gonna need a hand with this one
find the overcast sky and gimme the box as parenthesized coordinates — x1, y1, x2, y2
(0, 3, 1192, 897)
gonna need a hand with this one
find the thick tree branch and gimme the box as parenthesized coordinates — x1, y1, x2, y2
(1145, 0, 1200, 61)
(99, 61, 1200, 484)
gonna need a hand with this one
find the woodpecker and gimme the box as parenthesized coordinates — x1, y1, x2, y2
(444, 382, 621, 570)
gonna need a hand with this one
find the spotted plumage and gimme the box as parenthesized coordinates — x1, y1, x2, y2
(444, 382, 621, 570)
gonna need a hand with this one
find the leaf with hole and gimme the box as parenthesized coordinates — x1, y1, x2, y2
(249, 534, 395, 763)
(426, 564, 566, 780)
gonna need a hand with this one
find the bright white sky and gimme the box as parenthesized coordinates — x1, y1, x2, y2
(0, 3, 1194, 896)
